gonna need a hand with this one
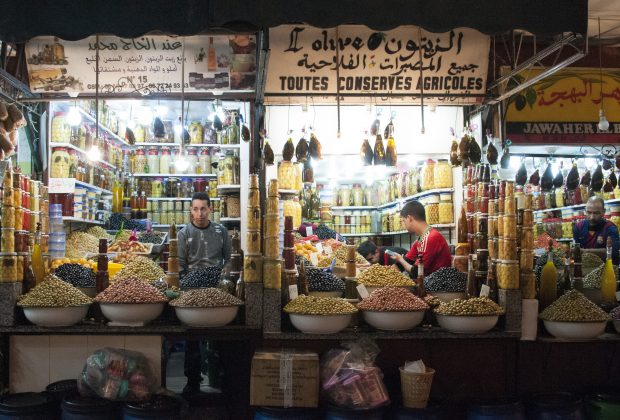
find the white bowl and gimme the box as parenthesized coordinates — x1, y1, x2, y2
(543, 320, 607, 339)
(289, 313, 352, 334)
(174, 306, 240, 327)
(362, 310, 425, 331)
(436, 314, 499, 333)
(23, 305, 89, 327)
(308, 291, 343, 298)
(99, 302, 165, 324)
(431, 291, 467, 303)
(613, 320, 620, 334)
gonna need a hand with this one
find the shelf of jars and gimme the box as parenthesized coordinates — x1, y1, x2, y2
(376, 188, 455, 210)
(133, 173, 217, 178)
(128, 143, 241, 149)
(54, 102, 130, 148)
(74, 180, 112, 196)
(50, 142, 119, 171)
(532, 198, 620, 214)
(339, 224, 456, 237)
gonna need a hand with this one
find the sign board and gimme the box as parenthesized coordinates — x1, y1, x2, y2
(48, 177, 76, 194)
(266, 25, 489, 103)
(25, 35, 256, 94)
(505, 67, 620, 144)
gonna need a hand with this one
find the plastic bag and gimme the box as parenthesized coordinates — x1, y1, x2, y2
(320, 338, 389, 409)
(78, 347, 158, 401)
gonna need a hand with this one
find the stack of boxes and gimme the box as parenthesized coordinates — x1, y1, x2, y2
(244, 174, 263, 327)
(263, 179, 282, 332)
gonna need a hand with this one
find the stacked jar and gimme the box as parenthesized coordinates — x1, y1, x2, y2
(497, 181, 519, 290)
(438, 192, 454, 224)
(282, 216, 296, 292)
(263, 179, 281, 289)
(166, 223, 180, 288)
(1, 167, 17, 282)
(519, 193, 536, 299)
(283, 197, 302, 229)
(424, 193, 440, 225)
(244, 175, 263, 283)
(420, 159, 435, 191)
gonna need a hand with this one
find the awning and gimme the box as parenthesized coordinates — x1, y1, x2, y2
(0, 0, 587, 43)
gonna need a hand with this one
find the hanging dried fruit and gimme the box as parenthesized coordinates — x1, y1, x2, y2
(360, 139, 374, 165)
(384, 119, 394, 139)
(458, 134, 470, 164)
(610, 171, 618, 189)
(590, 164, 604, 192)
(553, 167, 564, 189)
(295, 137, 309, 162)
(385, 136, 397, 166)
(541, 163, 554, 192)
(309, 133, 322, 160)
(373, 134, 385, 165)
(153, 117, 165, 138)
(282, 138, 295, 161)
(241, 125, 251, 142)
(515, 162, 528, 186)
(602, 158, 613, 171)
(213, 114, 223, 131)
(468, 137, 482, 164)
(370, 119, 380, 136)
(486, 141, 498, 165)
(566, 164, 579, 190)
(263, 141, 275, 165)
(125, 128, 136, 145)
(450, 139, 461, 166)
(580, 170, 591, 187)
(500, 145, 510, 169)
(529, 169, 540, 187)
(604, 178, 613, 193)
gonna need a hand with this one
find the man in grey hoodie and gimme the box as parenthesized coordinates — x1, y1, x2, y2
(178, 192, 231, 276)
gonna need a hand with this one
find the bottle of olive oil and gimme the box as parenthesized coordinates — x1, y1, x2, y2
(539, 239, 557, 311)
(601, 237, 617, 306)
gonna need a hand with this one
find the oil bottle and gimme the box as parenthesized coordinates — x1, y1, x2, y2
(539, 239, 558, 311)
(601, 237, 617, 306)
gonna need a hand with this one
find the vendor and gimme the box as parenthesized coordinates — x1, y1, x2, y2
(178, 192, 231, 276)
(357, 240, 407, 266)
(573, 196, 619, 264)
(391, 201, 452, 276)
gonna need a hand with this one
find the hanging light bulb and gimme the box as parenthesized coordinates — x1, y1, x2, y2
(88, 144, 101, 162)
(215, 99, 226, 121)
(598, 109, 609, 131)
(67, 106, 82, 126)
(138, 107, 153, 126)
(175, 150, 189, 172)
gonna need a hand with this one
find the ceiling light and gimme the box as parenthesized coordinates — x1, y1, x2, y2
(67, 107, 82, 126)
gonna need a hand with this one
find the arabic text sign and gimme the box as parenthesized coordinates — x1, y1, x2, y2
(505, 67, 620, 144)
(25, 35, 256, 94)
(265, 25, 489, 100)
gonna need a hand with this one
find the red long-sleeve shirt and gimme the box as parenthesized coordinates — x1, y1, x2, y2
(405, 228, 452, 275)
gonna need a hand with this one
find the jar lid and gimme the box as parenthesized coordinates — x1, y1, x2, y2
(0, 227, 15, 231)
(0, 252, 17, 256)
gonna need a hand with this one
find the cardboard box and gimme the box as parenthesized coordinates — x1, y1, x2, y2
(250, 349, 319, 408)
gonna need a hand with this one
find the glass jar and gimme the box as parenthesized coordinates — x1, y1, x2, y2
(159, 147, 172, 174)
(420, 159, 435, 191)
(186, 147, 198, 174)
(51, 147, 71, 178)
(339, 186, 352, 207)
(133, 124, 146, 143)
(438, 193, 454, 224)
(277, 161, 296, 190)
(352, 184, 363, 207)
(425, 194, 440, 225)
(147, 148, 160, 173)
(51, 112, 71, 143)
(364, 186, 373, 207)
(199, 148, 211, 174)
(294, 163, 303, 191)
(134, 148, 148, 174)
(222, 153, 235, 185)
(555, 188, 565, 208)
(189, 121, 204, 144)
(433, 159, 453, 188)
(151, 179, 164, 198)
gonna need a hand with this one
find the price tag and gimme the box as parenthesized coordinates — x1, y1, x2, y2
(480, 284, 490, 298)
(306, 226, 313, 236)
(310, 253, 319, 266)
(49, 177, 76, 194)
(356, 284, 369, 299)
(325, 245, 333, 255)
(315, 242, 323, 253)
(289, 285, 299, 300)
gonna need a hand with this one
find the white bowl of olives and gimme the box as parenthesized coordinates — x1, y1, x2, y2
(543, 320, 607, 339)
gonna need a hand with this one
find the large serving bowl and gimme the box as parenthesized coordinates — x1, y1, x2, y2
(362, 310, 425, 331)
(543, 320, 607, 339)
(289, 313, 352, 334)
(23, 305, 90, 327)
(99, 303, 165, 324)
(431, 291, 467, 303)
(436, 314, 499, 334)
(174, 306, 240, 327)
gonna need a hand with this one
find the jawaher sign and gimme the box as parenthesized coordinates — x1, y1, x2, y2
(265, 25, 489, 102)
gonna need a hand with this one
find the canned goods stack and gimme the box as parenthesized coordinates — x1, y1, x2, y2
(244, 174, 263, 284)
(263, 179, 282, 289)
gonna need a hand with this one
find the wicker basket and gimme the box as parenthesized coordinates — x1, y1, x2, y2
(400, 366, 435, 409)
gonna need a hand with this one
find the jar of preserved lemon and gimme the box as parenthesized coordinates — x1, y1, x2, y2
(433, 159, 453, 188)
(51, 113, 71, 143)
(438, 192, 454, 224)
(497, 260, 519, 289)
(425, 194, 440, 225)
(189, 121, 204, 144)
(420, 159, 435, 191)
(277, 161, 296, 190)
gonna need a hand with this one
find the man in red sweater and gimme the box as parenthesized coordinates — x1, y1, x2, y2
(392, 200, 452, 277)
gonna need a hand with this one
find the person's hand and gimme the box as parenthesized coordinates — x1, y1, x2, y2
(391, 253, 404, 265)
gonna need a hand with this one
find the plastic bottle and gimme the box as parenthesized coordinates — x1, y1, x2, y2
(601, 237, 617, 305)
(539, 239, 558, 311)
